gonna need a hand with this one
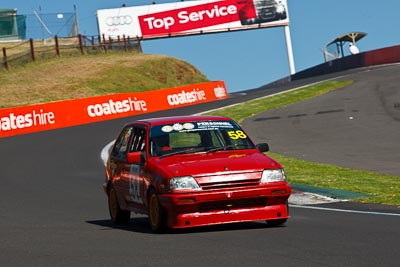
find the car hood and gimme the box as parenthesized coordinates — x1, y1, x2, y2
(155, 150, 282, 177)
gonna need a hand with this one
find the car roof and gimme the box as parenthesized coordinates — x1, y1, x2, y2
(130, 115, 233, 127)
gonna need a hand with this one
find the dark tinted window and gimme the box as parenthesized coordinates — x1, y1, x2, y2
(149, 120, 255, 157)
(112, 126, 133, 158)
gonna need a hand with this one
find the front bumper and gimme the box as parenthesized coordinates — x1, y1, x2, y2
(158, 185, 291, 228)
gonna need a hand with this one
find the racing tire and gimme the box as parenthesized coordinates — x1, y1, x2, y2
(148, 189, 166, 233)
(108, 184, 130, 224)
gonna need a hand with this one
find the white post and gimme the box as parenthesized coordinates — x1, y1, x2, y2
(284, 25, 296, 75)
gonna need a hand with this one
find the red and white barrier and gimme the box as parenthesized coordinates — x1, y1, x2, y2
(0, 81, 228, 138)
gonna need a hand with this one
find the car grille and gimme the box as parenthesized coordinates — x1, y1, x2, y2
(199, 179, 260, 190)
(196, 172, 261, 190)
(198, 197, 266, 213)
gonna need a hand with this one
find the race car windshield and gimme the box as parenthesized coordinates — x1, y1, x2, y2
(149, 120, 255, 157)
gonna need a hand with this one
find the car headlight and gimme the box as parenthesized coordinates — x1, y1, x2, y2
(260, 169, 286, 183)
(170, 176, 201, 191)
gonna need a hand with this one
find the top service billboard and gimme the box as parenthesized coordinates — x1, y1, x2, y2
(97, 0, 289, 39)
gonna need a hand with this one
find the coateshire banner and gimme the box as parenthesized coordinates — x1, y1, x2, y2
(0, 81, 228, 138)
(97, 0, 289, 39)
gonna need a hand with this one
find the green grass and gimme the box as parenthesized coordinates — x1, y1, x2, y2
(83, 57, 208, 95)
(207, 80, 400, 207)
(0, 52, 208, 108)
(270, 152, 400, 205)
(208, 80, 353, 123)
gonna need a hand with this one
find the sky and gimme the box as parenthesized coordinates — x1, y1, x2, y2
(3, 0, 400, 93)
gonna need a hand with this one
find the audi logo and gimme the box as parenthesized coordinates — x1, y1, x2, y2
(106, 15, 133, 26)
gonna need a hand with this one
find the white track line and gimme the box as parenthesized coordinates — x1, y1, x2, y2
(101, 140, 115, 166)
(291, 204, 400, 217)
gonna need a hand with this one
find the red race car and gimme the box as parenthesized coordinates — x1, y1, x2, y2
(104, 115, 291, 232)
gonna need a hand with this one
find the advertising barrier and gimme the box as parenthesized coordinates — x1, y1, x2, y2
(0, 81, 228, 138)
(97, 0, 289, 39)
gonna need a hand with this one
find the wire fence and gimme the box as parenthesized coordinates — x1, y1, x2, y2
(1, 34, 143, 70)
(0, 11, 78, 41)
(25, 12, 78, 40)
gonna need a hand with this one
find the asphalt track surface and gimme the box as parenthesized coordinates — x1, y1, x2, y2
(0, 65, 399, 266)
(242, 64, 400, 176)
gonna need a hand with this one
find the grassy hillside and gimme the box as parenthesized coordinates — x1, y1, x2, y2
(0, 52, 208, 108)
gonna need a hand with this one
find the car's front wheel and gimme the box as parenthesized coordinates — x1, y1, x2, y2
(108, 184, 130, 224)
(148, 189, 166, 233)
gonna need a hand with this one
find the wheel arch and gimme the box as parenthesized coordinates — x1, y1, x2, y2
(105, 179, 113, 196)
(146, 185, 156, 207)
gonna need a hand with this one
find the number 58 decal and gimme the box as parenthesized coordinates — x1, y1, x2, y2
(227, 130, 247, 139)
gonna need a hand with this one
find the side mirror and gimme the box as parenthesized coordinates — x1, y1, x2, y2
(256, 143, 269, 152)
(127, 151, 145, 163)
